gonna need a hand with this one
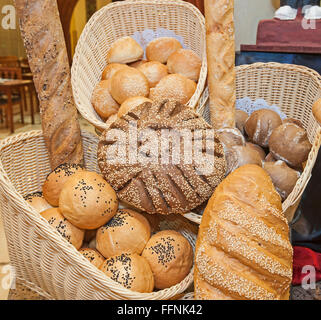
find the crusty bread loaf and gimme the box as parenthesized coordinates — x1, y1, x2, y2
(195, 164, 293, 300)
(205, 0, 236, 129)
(15, 0, 83, 169)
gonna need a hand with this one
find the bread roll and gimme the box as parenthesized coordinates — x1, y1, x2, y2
(91, 80, 119, 120)
(142, 230, 193, 290)
(137, 61, 168, 88)
(269, 123, 312, 168)
(96, 209, 151, 258)
(118, 96, 152, 118)
(24, 192, 52, 213)
(217, 128, 245, 149)
(195, 164, 293, 300)
(42, 163, 84, 207)
(15, 0, 83, 169)
(263, 160, 300, 201)
(205, 0, 236, 129)
(283, 118, 304, 128)
(102, 63, 129, 80)
(235, 110, 249, 135)
(149, 74, 196, 105)
(41, 208, 84, 249)
(312, 98, 321, 125)
(245, 109, 282, 148)
(79, 248, 105, 269)
(59, 171, 118, 229)
(246, 142, 266, 160)
(146, 37, 182, 63)
(128, 60, 147, 69)
(110, 68, 149, 104)
(167, 49, 202, 82)
(100, 253, 154, 293)
(107, 37, 143, 64)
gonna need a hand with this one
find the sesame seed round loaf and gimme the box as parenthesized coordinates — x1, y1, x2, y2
(97, 100, 226, 215)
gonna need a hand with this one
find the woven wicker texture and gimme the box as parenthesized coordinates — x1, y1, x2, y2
(183, 62, 321, 225)
(71, 0, 206, 131)
(0, 130, 196, 300)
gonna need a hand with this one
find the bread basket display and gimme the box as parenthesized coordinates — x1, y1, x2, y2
(71, 0, 207, 131)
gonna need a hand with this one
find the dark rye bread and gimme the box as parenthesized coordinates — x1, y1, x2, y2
(97, 100, 226, 215)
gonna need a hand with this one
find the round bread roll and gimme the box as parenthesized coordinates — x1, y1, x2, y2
(42, 163, 84, 207)
(107, 36, 143, 64)
(101, 63, 129, 80)
(235, 110, 249, 135)
(110, 68, 149, 104)
(79, 248, 105, 269)
(59, 171, 118, 230)
(100, 253, 154, 293)
(263, 160, 300, 201)
(217, 128, 245, 149)
(96, 209, 151, 258)
(246, 142, 266, 160)
(128, 60, 147, 69)
(24, 192, 52, 213)
(91, 80, 119, 120)
(149, 74, 196, 105)
(167, 49, 201, 82)
(41, 208, 84, 249)
(283, 118, 304, 128)
(137, 61, 168, 88)
(245, 109, 282, 147)
(142, 230, 193, 290)
(269, 123, 312, 168)
(146, 37, 182, 63)
(118, 96, 152, 118)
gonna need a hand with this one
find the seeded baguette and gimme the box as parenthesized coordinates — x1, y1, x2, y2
(14, 0, 83, 169)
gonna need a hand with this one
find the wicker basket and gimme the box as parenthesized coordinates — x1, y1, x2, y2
(183, 62, 321, 225)
(0, 130, 197, 300)
(71, 0, 207, 131)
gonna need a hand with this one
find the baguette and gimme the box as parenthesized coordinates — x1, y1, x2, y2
(14, 0, 83, 169)
(195, 165, 293, 300)
(204, 0, 236, 129)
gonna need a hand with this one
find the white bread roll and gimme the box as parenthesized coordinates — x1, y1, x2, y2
(101, 63, 129, 80)
(118, 96, 152, 118)
(146, 37, 182, 63)
(24, 192, 52, 213)
(137, 61, 168, 88)
(79, 248, 105, 269)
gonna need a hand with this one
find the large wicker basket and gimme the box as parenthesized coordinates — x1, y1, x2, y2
(0, 130, 197, 300)
(184, 62, 321, 225)
(71, 0, 207, 131)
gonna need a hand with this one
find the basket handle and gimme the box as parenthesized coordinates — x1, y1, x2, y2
(312, 98, 321, 126)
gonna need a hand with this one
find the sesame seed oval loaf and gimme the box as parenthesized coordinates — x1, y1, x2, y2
(97, 100, 226, 215)
(195, 164, 293, 300)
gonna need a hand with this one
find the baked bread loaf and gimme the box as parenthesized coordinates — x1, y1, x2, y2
(245, 109, 282, 147)
(79, 248, 105, 268)
(263, 160, 300, 201)
(167, 49, 202, 82)
(118, 96, 152, 118)
(149, 74, 197, 105)
(107, 37, 143, 64)
(283, 118, 304, 128)
(146, 37, 182, 63)
(269, 123, 312, 168)
(205, 0, 236, 129)
(41, 208, 84, 250)
(96, 209, 151, 258)
(98, 100, 226, 215)
(42, 163, 84, 207)
(110, 68, 149, 104)
(142, 230, 193, 289)
(100, 253, 154, 293)
(195, 164, 293, 300)
(246, 142, 266, 160)
(235, 110, 249, 135)
(15, 0, 83, 169)
(217, 128, 245, 149)
(59, 171, 118, 229)
(101, 63, 130, 80)
(91, 80, 119, 120)
(137, 61, 168, 88)
(24, 192, 52, 213)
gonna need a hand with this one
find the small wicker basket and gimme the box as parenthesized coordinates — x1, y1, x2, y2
(71, 0, 207, 131)
(0, 130, 196, 300)
(183, 62, 321, 225)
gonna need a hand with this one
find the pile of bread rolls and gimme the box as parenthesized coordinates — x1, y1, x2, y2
(220, 109, 312, 201)
(91, 36, 202, 123)
(24, 163, 193, 293)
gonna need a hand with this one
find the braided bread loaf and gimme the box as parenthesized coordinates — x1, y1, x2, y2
(195, 164, 293, 300)
(15, 0, 83, 169)
(205, 0, 236, 129)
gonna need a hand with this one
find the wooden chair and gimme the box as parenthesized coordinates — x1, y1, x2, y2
(0, 67, 26, 128)
(0, 56, 20, 68)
